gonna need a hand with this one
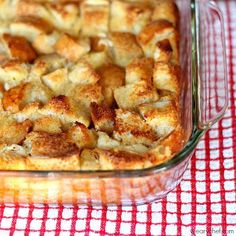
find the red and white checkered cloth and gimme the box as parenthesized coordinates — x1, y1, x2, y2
(0, 1, 236, 235)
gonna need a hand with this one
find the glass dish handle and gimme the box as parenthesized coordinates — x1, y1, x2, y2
(197, 1, 228, 130)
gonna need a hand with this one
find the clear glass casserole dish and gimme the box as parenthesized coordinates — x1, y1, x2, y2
(0, 0, 228, 205)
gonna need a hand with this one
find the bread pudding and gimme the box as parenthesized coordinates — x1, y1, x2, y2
(0, 0, 185, 171)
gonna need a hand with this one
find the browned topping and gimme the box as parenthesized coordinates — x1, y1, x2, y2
(14, 16, 53, 33)
(0, 0, 182, 170)
(90, 102, 115, 133)
(48, 95, 71, 112)
(0, 117, 33, 145)
(138, 20, 173, 45)
(3, 34, 37, 62)
(91, 102, 115, 122)
(25, 131, 79, 157)
(114, 109, 157, 146)
(3, 83, 29, 112)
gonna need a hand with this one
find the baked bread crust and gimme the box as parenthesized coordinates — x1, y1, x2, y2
(0, 0, 184, 171)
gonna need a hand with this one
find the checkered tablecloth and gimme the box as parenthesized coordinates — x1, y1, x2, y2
(0, 1, 236, 235)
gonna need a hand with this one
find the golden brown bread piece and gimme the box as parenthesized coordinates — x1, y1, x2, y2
(33, 116, 62, 134)
(0, 148, 80, 170)
(55, 34, 90, 61)
(82, 51, 112, 69)
(90, 36, 110, 52)
(80, 149, 100, 170)
(2, 82, 53, 113)
(109, 32, 143, 67)
(2, 83, 29, 112)
(71, 83, 104, 112)
(32, 31, 60, 54)
(16, 0, 50, 20)
(138, 97, 180, 138)
(10, 16, 53, 42)
(152, 0, 179, 27)
(13, 102, 42, 122)
(114, 80, 159, 110)
(0, 59, 29, 89)
(125, 58, 154, 84)
(144, 126, 185, 166)
(0, 115, 32, 145)
(97, 131, 120, 150)
(153, 62, 180, 95)
(137, 20, 179, 64)
(113, 109, 158, 146)
(80, 0, 109, 37)
(45, 2, 81, 34)
(24, 131, 78, 157)
(22, 131, 81, 170)
(16, 1, 81, 35)
(154, 39, 173, 63)
(39, 95, 90, 128)
(42, 68, 69, 95)
(1, 34, 37, 62)
(0, 151, 27, 170)
(68, 122, 97, 149)
(30, 54, 67, 77)
(68, 59, 100, 85)
(110, 0, 152, 35)
(97, 64, 125, 106)
(90, 102, 115, 133)
(158, 125, 185, 154)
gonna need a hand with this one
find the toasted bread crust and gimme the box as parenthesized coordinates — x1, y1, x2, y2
(2, 34, 37, 62)
(109, 32, 144, 67)
(90, 102, 115, 133)
(24, 131, 79, 157)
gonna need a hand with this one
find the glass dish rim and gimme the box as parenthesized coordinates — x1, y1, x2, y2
(0, 0, 223, 178)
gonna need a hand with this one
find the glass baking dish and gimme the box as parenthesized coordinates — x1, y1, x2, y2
(0, 0, 228, 205)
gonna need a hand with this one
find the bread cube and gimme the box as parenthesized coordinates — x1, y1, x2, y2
(80, 0, 110, 37)
(33, 31, 59, 54)
(126, 58, 154, 84)
(68, 122, 97, 149)
(33, 116, 62, 134)
(97, 64, 125, 106)
(42, 68, 69, 95)
(137, 20, 179, 63)
(68, 59, 100, 85)
(90, 102, 115, 133)
(0, 59, 29, 89)
(80, 149, 100, 170)
(55, 34, 90, 61)
(110, 0, 152, 34)
(113, 109, 157, 146)
(39, 95, 90, 127)
(3, 82, 52, 113)
(109, 32, 143, 67)
(114, 80, 159, 110)
(0, 114, 32, 145)
(10, 16, 53, 42)
(1, 33, 37, 62)
(153, 62, 180, 95)
(138, 97, 179, 138)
